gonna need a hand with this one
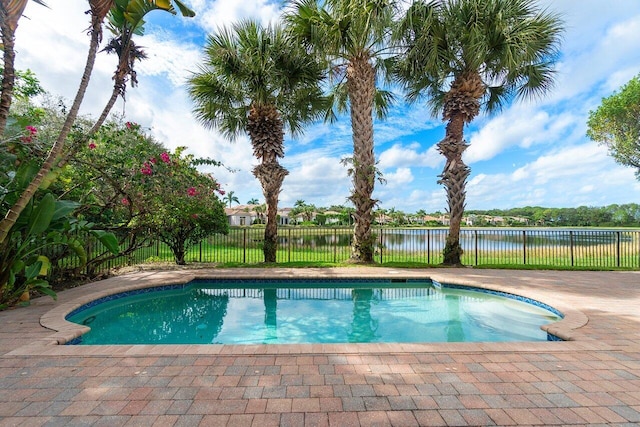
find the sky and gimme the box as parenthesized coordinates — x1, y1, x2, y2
(13, 0, 640, 213)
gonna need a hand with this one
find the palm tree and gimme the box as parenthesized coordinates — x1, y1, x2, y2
(254, 203, 266, 224)
(0, 0, 115, 245)
(223, 191, 240, 208)
(0, 0, 48, 135)
(247, 198, 259, 205)
(188, 20, 326, 262)
(395, 0, 563, 265)
(286, 0, 399, 263)
(90, 0, 194, 134)
(0, 0, 195, 245)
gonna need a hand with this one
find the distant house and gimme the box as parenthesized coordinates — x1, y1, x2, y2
(422, 215, 442, 224)
(225, 205, 258, 226)
(323, 210, 341, 225)
(226, 205, 293, 226)
(277, 208, 292, 225)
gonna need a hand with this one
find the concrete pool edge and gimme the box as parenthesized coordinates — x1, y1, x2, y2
(24, 268, 593, 357)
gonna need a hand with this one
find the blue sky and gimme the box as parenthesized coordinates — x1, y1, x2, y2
(15, 0, 640, 213)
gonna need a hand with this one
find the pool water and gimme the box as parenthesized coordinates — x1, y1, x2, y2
(66, 279, 562, 345)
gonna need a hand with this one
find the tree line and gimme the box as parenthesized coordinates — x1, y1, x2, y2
(467, 205, 640, 227)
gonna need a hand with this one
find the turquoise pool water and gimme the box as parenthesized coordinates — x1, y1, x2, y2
(66, 279, 562, 345)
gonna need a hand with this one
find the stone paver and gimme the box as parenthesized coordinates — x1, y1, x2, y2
(1, 268, 640, 426)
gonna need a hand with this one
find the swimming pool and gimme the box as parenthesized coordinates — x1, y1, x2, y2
(65, 278, 562, 345)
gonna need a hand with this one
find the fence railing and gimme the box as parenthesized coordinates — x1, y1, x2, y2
(53, 227, 640, 280)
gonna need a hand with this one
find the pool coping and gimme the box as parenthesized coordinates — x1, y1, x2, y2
(11, 268, 596, 357)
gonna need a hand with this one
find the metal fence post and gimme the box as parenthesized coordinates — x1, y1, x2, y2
(333, 228, 337, 263)
(243, 228, 247, 263)
(474, 229, 478, 266)
(570, 231, 575, 267)
(523, 230, 527, 265)
(616, 231, 621, 267)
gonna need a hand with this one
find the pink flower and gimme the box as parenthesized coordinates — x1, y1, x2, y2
(191, 214, 199, 219)
(88, 142, 97, 150)
(150, 157, 157, 164)
(121, 198, 130, 205)
(218, 189, 226, 196)
(187, 187, 197, 197)
(160, 152, 170, 164)
(141, 162, 153, 175)
(21, 126, 37, 143)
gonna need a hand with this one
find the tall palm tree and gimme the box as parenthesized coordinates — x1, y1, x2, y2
(0, 0, 48, 135)
(0, 0, 114, 245)
(286, 0, 398, 263)
(188, 20, 326, 262)
(395, 0, 563, 265)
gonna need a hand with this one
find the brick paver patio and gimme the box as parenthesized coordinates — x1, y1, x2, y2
(0, 268, 639, 426)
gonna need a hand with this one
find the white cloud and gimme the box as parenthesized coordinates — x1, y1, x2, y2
(467, 143, 640, 209)
(384, 167, 414, 187)
(281, 157, 351, 207)
(194, 0, 281, 32)
(135, 34, 202, 87)
(379, 143, 441, 169)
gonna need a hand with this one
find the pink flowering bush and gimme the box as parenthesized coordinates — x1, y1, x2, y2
(60, 119, 228, 266)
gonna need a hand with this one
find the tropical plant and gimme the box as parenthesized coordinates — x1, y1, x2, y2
(253, 203, 266, 224)
(290, 200, 317, 223)
(0, 115, 118, 306)
(395, 0, 563, 265)
(587, 74, 640, 178)
(223, 190, 240, 208)
(145, 149, 228, 265)
(188, 19, 327, 262)
(0, 0, 48, 135)
(0, 0, 115, 246)
(59, 119, 227, 266)
(285, 0, 399, 263)
(0, 0, 195, 246)
(91, 0, 195, 134)
(247, 198, 259, 205)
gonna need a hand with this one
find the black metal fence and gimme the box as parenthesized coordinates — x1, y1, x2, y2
(56, 227, 640, 280)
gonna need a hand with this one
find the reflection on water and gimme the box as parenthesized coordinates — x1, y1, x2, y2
(68, 282, 561, 345)
(279, 228, 634, 252)
(445, 294, 464, 342)
(348, 289, 378, 343)
(263, 288, 278, 341)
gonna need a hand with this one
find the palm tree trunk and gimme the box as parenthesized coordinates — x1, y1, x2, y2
(347, 56, 377, 263)
(253, 163, 288, 263)
(437, 117, 469, 266)
(438, 72, 484, 266)
(0, 15, 103, 245)
(247, 104, 287, 263)
(0, 0, 29, 135)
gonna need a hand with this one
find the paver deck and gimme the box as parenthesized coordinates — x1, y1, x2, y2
(0, 267, 639, 426)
